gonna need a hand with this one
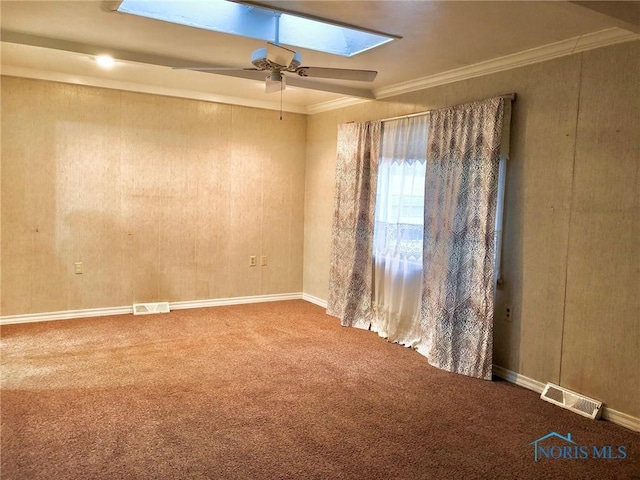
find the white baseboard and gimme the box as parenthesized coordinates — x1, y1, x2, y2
(492, 365, 547, 393)
(601, 409, 640, 432)
(169, 293, 303, 310)
(492, 365, 639, 432)
(0, 293, 304, 325)
(0, 306, 133, 325)
(302, 293, 328, 309)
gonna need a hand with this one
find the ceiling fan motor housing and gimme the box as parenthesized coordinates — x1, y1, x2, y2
(251, 47, 301, 71)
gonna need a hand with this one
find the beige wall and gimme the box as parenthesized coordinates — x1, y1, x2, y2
(303, 41, 639, 417)
(1, 77, 306, 314)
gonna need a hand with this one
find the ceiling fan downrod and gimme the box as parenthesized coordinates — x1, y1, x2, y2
(273, 12, 281, 46)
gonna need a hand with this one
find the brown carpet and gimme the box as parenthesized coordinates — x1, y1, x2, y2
(1, 300, 638, 479)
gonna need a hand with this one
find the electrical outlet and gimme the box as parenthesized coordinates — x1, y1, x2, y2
(249, 256, 257, 267)
(74, 262, 83, 274)
(260, 255, 267, 266)
(504, 304, 513, 322)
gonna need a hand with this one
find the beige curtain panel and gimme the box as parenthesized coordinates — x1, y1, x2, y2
(417, 97, 505, 380)
(326, 121, 381, 329)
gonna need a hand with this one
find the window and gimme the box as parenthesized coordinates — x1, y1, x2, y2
(117, 0, 397, 57)
(373, 116, 428, 264)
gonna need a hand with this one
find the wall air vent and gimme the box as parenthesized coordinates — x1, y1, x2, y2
(541, 383, 603, 420)
(133, 302, 170, 315)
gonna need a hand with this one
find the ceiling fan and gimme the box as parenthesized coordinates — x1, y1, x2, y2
(177, 41, 377, 94)
(173, 7, 377, 95)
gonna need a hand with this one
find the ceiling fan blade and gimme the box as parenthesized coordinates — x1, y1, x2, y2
(284, 76, 375, 98)
(295, 67, 377, 82)
(266, 42, 296, 68)
(173, 67, 260, 72)
(186, 69, 374, 98)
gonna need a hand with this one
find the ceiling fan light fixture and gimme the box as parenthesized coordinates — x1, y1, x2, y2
(265, 72, 285, 93)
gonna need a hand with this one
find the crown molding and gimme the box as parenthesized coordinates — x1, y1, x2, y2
(0, 65, 308, 114)
(306, 96, 370, 115)
(375, 27, 637, 100)
(307, 27, 639, 114)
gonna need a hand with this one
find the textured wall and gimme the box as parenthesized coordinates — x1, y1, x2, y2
(302, 41, 639, 417)
(559, 44, 639, 417)
(1, 78, 306, 314)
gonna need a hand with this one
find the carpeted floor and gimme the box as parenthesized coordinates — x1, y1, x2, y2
(1, 300, 638, 479)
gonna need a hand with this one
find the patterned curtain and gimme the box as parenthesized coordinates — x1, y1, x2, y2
(326, 121, 381, 329)
(417, 97, 504, 380)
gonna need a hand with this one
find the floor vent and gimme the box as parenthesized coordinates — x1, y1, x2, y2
(133, 302, 170, 315)
(541, 383, 603, 420)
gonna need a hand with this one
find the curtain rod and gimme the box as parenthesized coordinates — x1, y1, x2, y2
(378, 93, 516, 124)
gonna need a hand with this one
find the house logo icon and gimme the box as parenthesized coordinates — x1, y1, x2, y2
(529, 432, 577, 462)
(528, 432, 627, 462)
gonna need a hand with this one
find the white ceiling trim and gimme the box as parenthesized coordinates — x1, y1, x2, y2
(305, 96, 370, 115)
(306, 27, 639, 115)
(0, 64, 309, 114)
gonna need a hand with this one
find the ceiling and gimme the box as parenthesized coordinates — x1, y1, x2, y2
(1, 1, 639, 114)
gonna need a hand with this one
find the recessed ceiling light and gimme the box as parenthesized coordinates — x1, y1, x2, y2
(96, 54, 115, 68)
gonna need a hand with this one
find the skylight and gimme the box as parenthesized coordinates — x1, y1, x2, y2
(116, 0, 396, 57)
